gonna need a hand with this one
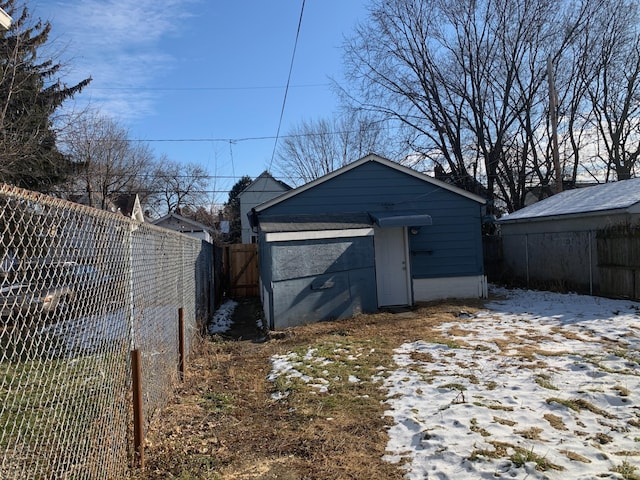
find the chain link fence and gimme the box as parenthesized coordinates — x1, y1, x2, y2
(0, 185, 215, 479)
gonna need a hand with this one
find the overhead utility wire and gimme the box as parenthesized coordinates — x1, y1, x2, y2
(89, 83, 329, 91)
(268, 0, 306, 171)
(124, 119, 395, 143)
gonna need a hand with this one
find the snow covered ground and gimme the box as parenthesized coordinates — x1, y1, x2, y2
(207, 299, 237, 335)
(269, 287, 640, 479)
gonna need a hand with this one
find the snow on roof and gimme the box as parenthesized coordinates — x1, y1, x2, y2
(500, 177, 640, 221)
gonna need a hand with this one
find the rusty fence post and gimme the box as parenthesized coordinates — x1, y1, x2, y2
(178, 307, 185, 381)
(131, 349, 145, 470)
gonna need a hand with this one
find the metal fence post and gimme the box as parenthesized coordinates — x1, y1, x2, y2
(178, 307, 185, 381)
(525, 234, 530, 287)
(131, 349, 145, 470)
(127, 222, 138, 352)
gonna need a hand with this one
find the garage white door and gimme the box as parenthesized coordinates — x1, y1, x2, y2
(374, 226, 410, 306)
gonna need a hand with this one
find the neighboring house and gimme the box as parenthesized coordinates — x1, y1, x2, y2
(249, 154, 487, 329)
(499, 177, 640, 298)
(239, 171, 291, 244)
(111, 193, 145, 222)
(152, 212, 214, 243)
(69, 192, 145, 222)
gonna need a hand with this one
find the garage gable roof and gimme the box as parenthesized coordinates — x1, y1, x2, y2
(253, 154, 486, 213)
(500, 177, 640, 222)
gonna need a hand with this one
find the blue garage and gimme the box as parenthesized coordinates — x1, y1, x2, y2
(250, 154, 487, 329)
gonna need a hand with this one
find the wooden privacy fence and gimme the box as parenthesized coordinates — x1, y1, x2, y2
(224, 243, 259, 298)
(597, 225, 640, 300)
(500, 225, 640, 301)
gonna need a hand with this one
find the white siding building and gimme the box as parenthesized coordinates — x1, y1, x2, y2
(238, 172, 290, 244)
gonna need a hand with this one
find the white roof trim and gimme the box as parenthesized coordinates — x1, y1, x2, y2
(265, 228, 374, 243)
(254, 154, 486, 212)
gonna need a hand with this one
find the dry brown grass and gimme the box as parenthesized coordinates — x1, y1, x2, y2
(559, 449, 591, 463)
(544, 413, 568, 431)
(135, 298, 487, 480)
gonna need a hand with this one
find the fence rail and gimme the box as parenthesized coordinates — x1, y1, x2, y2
(0, 185, 214, 479)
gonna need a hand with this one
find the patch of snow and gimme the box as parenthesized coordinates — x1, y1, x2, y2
(270, 391, 289, 401)
(208, 299, 237, 335)
(382, 287, 640, 479)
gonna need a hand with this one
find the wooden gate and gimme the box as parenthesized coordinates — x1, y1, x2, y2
(224, 243, 259, 298)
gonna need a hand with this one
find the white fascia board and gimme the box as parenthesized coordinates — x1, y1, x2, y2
(0, 9, 11, 30)
(265, 228, 374, 243)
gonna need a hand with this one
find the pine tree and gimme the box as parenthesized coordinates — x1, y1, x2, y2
(0, 1, 91, 191)
(224, 176, 252, 244)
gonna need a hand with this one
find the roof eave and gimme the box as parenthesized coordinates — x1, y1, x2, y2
(499, 206, 632, 224)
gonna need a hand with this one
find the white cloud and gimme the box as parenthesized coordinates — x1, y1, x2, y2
(36, 0, 197, 121)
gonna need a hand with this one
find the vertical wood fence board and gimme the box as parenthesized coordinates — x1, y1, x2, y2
(224, 244, 259, 298)
(596, 227, 640, 300)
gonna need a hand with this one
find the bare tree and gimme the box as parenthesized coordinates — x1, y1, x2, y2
(150, 156, 210, 214)
(585, 0, 640, 181)
(343, 0, 615, 213)
(275, 111, 389, 186)
(60, 112, 153, 208)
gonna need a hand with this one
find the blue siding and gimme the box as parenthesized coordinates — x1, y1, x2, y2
(272, 269, 377, 328)
(262, 161, 484, 279)
(264, 162, 469, 216)
(258, 159, 485, 327)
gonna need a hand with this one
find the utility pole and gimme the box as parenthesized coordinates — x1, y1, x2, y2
(547, 56, 563, 193)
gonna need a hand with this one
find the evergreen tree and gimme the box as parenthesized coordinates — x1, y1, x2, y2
(0, 1, 91, 191)
(224, 175, 252, 244)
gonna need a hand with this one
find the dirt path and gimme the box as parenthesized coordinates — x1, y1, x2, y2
(221, 297, 267, 342)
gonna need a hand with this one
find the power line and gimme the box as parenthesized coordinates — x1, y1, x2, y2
(123, 119, 396, 144)
(62, 188, 273, 195)
(89, 83, 329, 92)
(269, 0, 306, 171)
(127, 136, 273, 143)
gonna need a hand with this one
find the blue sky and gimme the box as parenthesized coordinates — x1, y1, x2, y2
(32, 0, 369, 203)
